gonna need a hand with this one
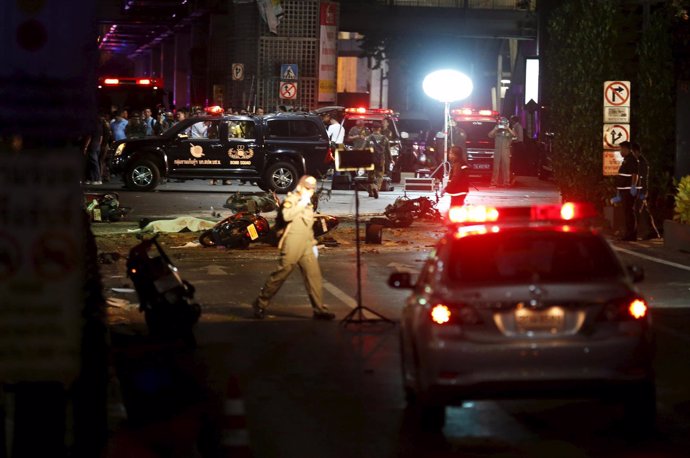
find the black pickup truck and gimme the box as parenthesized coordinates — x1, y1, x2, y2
(110, 112, 332, 193)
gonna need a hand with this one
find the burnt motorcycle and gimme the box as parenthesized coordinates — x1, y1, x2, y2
(127, 235, 201, 346)
(382, 196, 441, 228)
(199, 211, 339, 248)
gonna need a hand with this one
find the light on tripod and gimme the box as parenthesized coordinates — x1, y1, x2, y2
(422, 69, 474, 186)
(334, 147, 393, 326)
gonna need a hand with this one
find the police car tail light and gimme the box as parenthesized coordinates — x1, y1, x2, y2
(629, 299, 648, 319)
(137, 78, 151, 85)
(448, 205, 499, 224)
(103, 78, 120, 85)
(346, 107, 368, 114)
(478, 109, 494, 116)
(430, 304, 452, 325)
(430, 303, 482, 325)
(601, 298, 648, 321)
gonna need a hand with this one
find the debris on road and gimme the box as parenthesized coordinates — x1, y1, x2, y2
(129, 216, 217, 233)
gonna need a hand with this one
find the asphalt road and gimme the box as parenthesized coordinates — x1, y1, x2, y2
(94, 181, 690, 457)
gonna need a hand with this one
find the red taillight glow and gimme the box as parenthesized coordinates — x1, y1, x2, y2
(103, 78, 119, 85)
(629, 299, 647, 319)
(560, 202, 576, 220)
(137, 78, 151, 85)
(324, 146, 334, 164)
(431, 304, 451, 325)
(478, 109, 494, 116)
(448, 205, 499, 224)
(345, 107, 368, 114)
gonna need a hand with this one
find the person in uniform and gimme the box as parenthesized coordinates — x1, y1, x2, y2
(444, 146, 470, 207)
(364, 122, 391, 199)
(488, 117, 516, 187)
(381, 118, 394, 141)
(630, 141, 660, 239)
(347, 118, 370, 149)
(616, 141, 639, 241)
(253, 175, 335, 320)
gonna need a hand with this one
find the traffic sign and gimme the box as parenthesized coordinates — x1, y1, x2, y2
(281, 64, 298, 80)
(604, 81, 630, 107)
(603, 150, 624, 176)
(604, 106, 630, 123)
(279, 81, 297, 99)
(232, 63, 244, 81)
(603, 123, 630, 149)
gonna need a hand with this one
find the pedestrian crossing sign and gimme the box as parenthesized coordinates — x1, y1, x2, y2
(281, 64, 298, 80)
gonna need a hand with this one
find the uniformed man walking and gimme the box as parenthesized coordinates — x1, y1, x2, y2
(253, 176, 335, 320)
(488, 117, 516, 187)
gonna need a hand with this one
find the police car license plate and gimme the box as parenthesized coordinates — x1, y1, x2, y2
(515, 307, 564, 332)
(472, 163, 491, 170)
(247, 223, 259, 240)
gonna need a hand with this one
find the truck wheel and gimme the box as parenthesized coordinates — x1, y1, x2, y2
(125, 159, 160, 191)
(265, 161, 299, 194)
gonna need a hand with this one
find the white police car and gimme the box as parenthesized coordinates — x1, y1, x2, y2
(388, 203, 656, 431)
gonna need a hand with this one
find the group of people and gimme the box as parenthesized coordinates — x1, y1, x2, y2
(321, 113, 394, 199)
(83, 105, 267, 185)
(615, 141, 659, 241)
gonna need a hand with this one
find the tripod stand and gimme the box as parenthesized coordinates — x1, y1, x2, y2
(340, 178, 394, 327)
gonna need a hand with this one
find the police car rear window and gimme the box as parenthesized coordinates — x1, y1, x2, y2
(446, 232, 623, 284)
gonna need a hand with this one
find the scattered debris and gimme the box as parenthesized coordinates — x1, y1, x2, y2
(98, 252, 122, 264)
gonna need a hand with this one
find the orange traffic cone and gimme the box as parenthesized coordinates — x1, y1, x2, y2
(220, 375, 252, 457)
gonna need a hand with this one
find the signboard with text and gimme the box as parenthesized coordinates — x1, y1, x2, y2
(318, 2, 338, 103)
(603, 150, 624, 176)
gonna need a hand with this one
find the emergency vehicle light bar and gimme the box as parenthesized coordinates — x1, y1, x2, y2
(450, 108, 498, 118)
(447, 203, 597, 225)
(205, 105, 224, 115)
(345, 107, 395, 115)
(99, 77, 162, 87)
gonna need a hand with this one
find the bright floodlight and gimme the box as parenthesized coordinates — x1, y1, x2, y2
(423, 70, 473, 103)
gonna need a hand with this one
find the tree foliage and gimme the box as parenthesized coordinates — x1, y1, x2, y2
(635, 6, 676, 202)
(543, 0, 619, 203)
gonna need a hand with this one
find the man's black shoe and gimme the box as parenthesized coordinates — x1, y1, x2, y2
(313, 309, 335, 320)
(372, 187, 379, 199)
(252, 300, 266, 319)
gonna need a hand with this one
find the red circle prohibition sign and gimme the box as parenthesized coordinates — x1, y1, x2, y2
(280, 83, 296, 99)
(605, 81, 630, 106)
(605, 124, 630, 148)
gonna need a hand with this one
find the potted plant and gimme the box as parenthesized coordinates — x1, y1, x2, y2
(664, 175, 690, 252)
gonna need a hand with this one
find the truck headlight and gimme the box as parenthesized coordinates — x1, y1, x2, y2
(114, 143, 125, 156)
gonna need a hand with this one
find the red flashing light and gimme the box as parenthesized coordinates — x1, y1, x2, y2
(531, 202, 597, 221)
(448, 205, 499, 224)
(346, 107, 368, 114)
(103, 78, 119, 85)
(205, 105, 224, 115)
(137, 78, 151, 85)
(478, 109, 494, 116)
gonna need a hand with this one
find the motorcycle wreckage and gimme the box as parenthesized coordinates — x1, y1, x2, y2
(199, 191, 339, 249)
(127, 234, 201, 346)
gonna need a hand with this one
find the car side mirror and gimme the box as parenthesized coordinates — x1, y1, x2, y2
(400, 131, 409, 139)
(388, 272, 414, 289)
(627, 265, 644, 283)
